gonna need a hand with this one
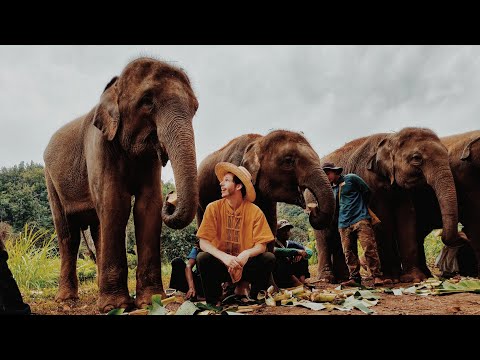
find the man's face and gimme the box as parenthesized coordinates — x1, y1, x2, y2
(325, 170, 339, 184)
(277, 227, 291, 241)
(220, 172, 240, 198)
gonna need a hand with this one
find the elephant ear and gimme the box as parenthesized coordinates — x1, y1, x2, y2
(93, 76, 120, 141)
(460, 136, 480, 161)
(241, 141, 261, 185)
(367, 138, 395, 185)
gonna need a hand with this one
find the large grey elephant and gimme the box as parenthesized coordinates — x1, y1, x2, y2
(414, 130, 480, 277)
(315, 127, 463, 284)
(43, 57, 199, 312)
(197, 131, 336, 244)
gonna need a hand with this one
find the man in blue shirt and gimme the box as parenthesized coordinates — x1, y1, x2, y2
(322, 162, 389, 287)
(169, 241, 204, 301)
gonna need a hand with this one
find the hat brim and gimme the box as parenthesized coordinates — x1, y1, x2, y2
(323, 167, 343, 174)
(278, 224, 294, 231)
(215, 162, 256, 202)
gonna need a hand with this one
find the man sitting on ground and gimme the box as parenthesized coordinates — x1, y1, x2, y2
(196, 162, 275, 306)
(273, 219, 313, 288)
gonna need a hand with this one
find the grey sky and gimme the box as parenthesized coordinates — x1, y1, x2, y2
(1, 45, 479, 183)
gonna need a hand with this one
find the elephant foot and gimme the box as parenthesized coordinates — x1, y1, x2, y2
(55, 287, 79, 302)
(317, 270, 336, 284)
(400, 268, 427, 283)
(135, 288, 166, 309)
(97, 294, 134, 313)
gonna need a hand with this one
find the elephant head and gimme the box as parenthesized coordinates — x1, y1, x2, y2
(369, 127, 460, 246)
(241, 130, 335, 229)
(93, 57, 199, 229)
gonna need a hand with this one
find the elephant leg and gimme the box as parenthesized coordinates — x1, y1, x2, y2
(462, 218, 480, 277)
(46, 171, 80, 302)
(96, 193, 133, 313)
(256, 200, 278, 290)
(372, 193, 401, 282)
(133, 188, 165, 309)
(56, 222, 81, 302)
(330, 227, 349, 282)
(416, 226, 433, 278)
(315, 228, 336, 283)
(396, 195, 427, 283)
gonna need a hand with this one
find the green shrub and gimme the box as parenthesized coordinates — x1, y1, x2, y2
(4, 224, 59, 290)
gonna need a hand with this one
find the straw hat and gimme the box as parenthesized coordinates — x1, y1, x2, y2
(214, 162, 256, 202)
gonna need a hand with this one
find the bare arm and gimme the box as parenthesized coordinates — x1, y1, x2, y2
(236, 242, 267, 267)
(184, 258, 196, 299)
(199, 238, 242, 270)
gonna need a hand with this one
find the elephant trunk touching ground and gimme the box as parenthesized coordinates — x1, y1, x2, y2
(424, 165, 460, 247)
(301, 168, 335, 230)
(158, 118, 198, 229)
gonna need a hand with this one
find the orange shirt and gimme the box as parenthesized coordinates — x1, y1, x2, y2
(196, 198, 274, 256)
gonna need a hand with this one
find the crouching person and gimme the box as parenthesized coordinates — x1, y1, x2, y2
(196, 162, 275, 306)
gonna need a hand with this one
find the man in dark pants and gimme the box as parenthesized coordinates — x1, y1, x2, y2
(196, 162, 275, 306)
(0, 240, 31, 315)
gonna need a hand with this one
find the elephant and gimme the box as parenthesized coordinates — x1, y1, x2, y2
(315, 127, 463, 284)
(196, 130, 336, 247)
(414, 130, 480, 277)
(43, 57, 199, 312)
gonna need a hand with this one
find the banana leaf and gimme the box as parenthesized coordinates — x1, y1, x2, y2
(175, 300, 198, 315)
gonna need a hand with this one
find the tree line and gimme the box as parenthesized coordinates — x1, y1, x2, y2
(0, 162, 313, 263)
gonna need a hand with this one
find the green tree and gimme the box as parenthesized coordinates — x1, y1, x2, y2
(0, 162, 52, 231)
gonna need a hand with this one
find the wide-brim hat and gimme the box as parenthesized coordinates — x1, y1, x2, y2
(322, 162, 343, 174)
(277, 219, 294, 231)
(214, 162, 256, 202)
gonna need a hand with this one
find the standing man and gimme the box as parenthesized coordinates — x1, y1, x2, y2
(322, 162, 390, 287)
(273, 219, 313, 288)
(196, 162, 275, 306)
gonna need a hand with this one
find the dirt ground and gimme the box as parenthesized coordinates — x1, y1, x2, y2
(24, 276, 480, 315)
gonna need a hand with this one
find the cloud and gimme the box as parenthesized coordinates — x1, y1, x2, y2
(1, 45, 479, 182)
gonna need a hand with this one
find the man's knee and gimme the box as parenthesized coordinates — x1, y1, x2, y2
(171, 257, 185, 269)
(261, 252, 276, 270)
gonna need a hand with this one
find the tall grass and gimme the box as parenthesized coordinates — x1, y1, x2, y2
(4, 224, 96, 291)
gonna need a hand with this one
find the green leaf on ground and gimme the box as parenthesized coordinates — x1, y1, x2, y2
(296, 301, 326, 311)
(175, 300, 198, 315)
(106, 308, 125, 315)
(148, 302, 167, 315)
(151, 294, 163, 306)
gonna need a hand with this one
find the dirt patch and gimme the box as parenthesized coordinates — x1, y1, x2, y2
(25, 278, 480, 315)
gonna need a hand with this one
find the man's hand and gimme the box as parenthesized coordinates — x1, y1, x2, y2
(185, 287, 196, 300)
(235, 251, 250, 267)
(229, 266, 243, 283)
(223, 254, 242, 270)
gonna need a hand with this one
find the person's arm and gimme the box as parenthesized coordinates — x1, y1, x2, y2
(274, 247, 301, 258)
(184, 258, 196, 299)
(236, 242, 266, 267)
(199, 238, 242, 270)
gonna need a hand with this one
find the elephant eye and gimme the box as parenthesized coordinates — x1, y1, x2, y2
(139, 94, 154, 110)
(283, 156, 295, 166)
(411, 153, 423, 164)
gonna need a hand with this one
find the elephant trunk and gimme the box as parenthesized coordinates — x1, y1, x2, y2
(158, 119, 198, 229)
(426, 166, 461, 247)
(302, 168, 335, 230)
